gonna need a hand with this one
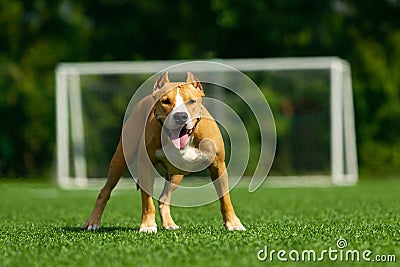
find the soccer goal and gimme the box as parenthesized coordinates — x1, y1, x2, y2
(55, 57, 358, 189)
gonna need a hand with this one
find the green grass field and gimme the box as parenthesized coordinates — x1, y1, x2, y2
(1, 179, 399, 267)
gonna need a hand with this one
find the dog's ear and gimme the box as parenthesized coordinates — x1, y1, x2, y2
(186, 72, 203, 94)
(153, 72, 170, 91)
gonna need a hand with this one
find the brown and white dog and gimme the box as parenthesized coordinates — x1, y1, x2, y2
(83, 72, 245, 232)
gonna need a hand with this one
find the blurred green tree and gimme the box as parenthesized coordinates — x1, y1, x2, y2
(0, 0, 399, 177)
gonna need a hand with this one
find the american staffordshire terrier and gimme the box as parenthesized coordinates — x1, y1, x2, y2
(83, 72, 245, 232)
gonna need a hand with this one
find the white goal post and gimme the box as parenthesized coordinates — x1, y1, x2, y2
(55, 57, 358, 188)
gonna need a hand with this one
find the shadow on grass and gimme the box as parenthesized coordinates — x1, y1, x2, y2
(61, 226, 138, 233)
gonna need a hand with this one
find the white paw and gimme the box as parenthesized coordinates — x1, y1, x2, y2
(164, 224, 180, 230)
(85, 224, 100, 231)
(226, 224, 246, 231)
(139, 226, 158, 233)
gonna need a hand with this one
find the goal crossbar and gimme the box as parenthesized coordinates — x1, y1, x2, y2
(55, 57, 358, 188)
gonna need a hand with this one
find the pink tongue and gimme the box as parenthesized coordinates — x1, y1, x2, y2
(171, 130, 189, 150)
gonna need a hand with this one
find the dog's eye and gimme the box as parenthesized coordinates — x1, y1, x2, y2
(161, 98, 171, 105)
(188, 99, 197, 104)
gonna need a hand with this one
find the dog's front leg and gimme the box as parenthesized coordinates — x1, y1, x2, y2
(158, 174, 184, 230)
(139, 188, 157, 233)
(137, 143, 157, 233)
(209, 160, 246, 231)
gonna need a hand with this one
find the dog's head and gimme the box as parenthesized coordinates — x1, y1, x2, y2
(153, 72, 204, 150)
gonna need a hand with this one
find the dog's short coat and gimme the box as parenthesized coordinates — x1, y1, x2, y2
(83, 72, 245, 232)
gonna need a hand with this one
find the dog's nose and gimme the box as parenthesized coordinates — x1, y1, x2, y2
(173, 112, 188, 125)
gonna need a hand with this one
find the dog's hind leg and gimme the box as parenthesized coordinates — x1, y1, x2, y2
(82, 139, 126, 231)
(82, 95, 154, 231)
(158, 174, 184, 230)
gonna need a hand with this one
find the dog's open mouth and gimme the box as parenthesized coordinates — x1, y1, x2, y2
(167, 125, 195, 150)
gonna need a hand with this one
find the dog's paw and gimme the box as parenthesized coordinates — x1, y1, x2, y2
(83, 224, 100, 231)
(163, 223, 180, 230)
(224, 218, 246, 231)
(82, 219, 101, 231)
(139, 226, 158, 233)
(226, 224, 246, 231)
(82, 213, 102, 231)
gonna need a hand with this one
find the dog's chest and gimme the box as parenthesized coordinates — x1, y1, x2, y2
(155, 139, 210, 175)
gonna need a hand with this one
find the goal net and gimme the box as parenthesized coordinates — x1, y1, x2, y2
(55, 58, 358, 189)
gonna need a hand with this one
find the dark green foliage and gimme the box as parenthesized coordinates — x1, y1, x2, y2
(0, 0, 399, 177)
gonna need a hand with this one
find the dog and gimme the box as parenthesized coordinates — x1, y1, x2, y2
(83, 72, 245, 232)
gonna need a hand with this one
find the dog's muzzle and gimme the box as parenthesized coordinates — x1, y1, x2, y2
(162, 118, 200, 150)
